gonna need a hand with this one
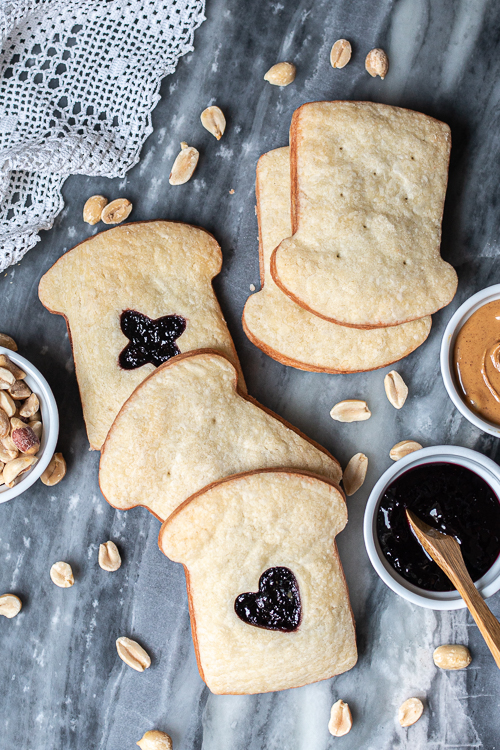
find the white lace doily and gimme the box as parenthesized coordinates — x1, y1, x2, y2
(0, 0, 206, 271)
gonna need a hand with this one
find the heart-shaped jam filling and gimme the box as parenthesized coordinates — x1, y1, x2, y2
(234, 567, 301, 632)
(119, 309, 186, 370)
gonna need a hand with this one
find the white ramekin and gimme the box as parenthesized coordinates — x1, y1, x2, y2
(0, 346, 59, 503)
(441, 284, 500, 437)
(363, 445, 500, 610)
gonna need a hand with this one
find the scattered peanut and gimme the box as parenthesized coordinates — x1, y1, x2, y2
(99, 541, 122, 572)
(101, 198, 133, 225)
(19, 392, 39, 419)
(365, 48, 389, 79)
(0, 593, 22, 618)
(384, 371, 408, 409)
(328, 699, 353, 736)
(330, 39, 352, 69)
(0, 333, 17, 351)
(50, 561, 74, 588)
(201, 106, 226, 140)
(433, 644, 471, 670)
(343, 453, 368, 496)
(40, 453, 66, 486)
(137, 730, 173, 750)
(116, 636, 151, 672)
(330, 399, 371, 423)
(169, 142, 199, 185)
(264, 62, 296, 86)
(398, 697, 424, 727)
(390, 440, 423, 461)
(83, 195, 108, 225)
(2, 455, 37, 485)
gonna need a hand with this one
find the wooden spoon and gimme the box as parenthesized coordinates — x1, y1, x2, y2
(406, 509, 500, 669)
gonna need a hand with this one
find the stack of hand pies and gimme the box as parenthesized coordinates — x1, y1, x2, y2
(38, 101, 458, 694)
(38, 214, 356, 695)
(243, 101, 458, 372)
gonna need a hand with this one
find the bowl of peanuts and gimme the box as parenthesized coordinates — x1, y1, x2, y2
(0, 341, 60, 502)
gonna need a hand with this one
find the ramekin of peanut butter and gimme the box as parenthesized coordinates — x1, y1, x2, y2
(441, 285, 500, 436)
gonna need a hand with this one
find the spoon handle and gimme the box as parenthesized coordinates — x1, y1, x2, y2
(441, 554, 500, 669)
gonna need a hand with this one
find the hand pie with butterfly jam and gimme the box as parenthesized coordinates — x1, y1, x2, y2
(159, 469, 357, 694)
(38, 222, 244, 449)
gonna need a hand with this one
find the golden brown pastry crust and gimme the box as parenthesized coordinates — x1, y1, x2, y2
(159, 469, 357, 694)
(243, 147, 432, 372)
(270, 102, 457, 328)
(99, 349, 342, 521)
(38, 221, 244, 449)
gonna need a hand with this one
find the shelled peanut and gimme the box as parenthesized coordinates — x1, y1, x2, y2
(40, 453, 66, 486)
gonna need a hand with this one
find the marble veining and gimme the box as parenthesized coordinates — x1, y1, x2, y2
(1, 0, 500, 747)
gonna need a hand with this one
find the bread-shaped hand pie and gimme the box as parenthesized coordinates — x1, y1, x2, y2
(243, 147, 432, 371)
(99, 351, 341, 521)
(159, 469, 357, 694)
(270, 102, 458, 328)
(38, 222, 243, 449)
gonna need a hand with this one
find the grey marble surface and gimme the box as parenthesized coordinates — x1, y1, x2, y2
(2, 0, 500, 747)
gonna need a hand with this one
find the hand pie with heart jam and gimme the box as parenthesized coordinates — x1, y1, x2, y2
(159, 469, 357, 695)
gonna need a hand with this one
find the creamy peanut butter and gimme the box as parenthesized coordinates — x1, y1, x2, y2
(454, 299, 500, 425)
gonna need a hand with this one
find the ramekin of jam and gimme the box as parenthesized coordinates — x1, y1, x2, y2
(364, 445, 500, 609)
(441, 284, 500, 436)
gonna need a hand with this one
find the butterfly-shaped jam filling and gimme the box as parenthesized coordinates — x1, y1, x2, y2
(119, 310, 186, 370)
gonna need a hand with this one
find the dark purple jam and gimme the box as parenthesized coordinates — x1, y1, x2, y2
(377, 462, 500, 592)
(119, 310, 186, 370)
(234, 567, 301, 632)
